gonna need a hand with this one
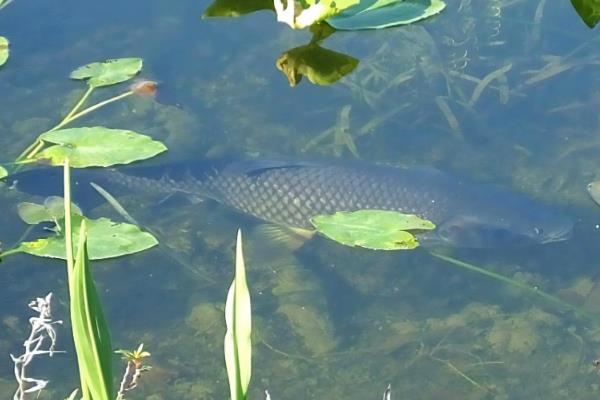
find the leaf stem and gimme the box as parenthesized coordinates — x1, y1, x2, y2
(63, 159, 74, 289)
(62, 90, 134, 126)
(64, 86, 95, 122)
(14, 89, 134, 167)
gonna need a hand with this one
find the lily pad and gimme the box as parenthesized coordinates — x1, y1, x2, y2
(203, 0, 273, 17)
(327, 0, 446, 30)
(70, 58, 143, 88)
(0, 36, 8, 66)
(571, 0, 600, 28)
(0, 166, 7, 179)
(276, 43, 358, 86)
(17, 215, 158, 260)
(18, 196, 82, 225)
(35, 127, 167, 167)
(311, 209, 435, 250)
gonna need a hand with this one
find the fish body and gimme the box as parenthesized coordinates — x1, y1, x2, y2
(9, 159, 573, 248)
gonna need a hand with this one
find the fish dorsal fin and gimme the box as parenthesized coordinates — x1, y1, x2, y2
(223, 159, 323, 176)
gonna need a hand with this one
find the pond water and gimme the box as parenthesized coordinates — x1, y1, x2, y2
(1, 0, 600, 399)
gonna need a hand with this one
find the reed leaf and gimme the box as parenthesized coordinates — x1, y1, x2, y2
(64, 160, 114, 400)
(224, 230, 252, 400)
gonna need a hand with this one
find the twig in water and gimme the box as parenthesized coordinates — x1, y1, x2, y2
(11, 293, 64, 400)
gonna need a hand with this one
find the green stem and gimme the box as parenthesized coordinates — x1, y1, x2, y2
(14, 89, 133, 166)
(62, 90, 134, 126)
(430, 252, 596, 322)
(63, 85, 94, 122)
(64, 159, 75, 288)
(0, 247, 24, 259)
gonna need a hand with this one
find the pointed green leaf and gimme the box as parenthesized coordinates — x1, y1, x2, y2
(0, 36, 8, 66)
(18, 215, 158, 260)
(224, 230, 252, 400)
(327, 0, 446, 30)
(0, 166, 7, 179)
(571, 0, 600, 28)
(36, 127, 167, 167)
(70, 220, 114, 400)
(311, 209, 435, 250)
(70, 58, 143, 87)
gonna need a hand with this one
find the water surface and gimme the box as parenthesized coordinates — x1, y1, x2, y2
(1, 0, 600, 398)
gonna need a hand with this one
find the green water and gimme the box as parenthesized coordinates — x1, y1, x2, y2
(2, 0, 600, 398)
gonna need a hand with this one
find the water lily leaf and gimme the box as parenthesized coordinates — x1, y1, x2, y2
(35, 127, 167, 167)
(276, 43, 358, 86)
(327, 0, 446, 30)
(0, 166, 7, 179)
(17, 215, 158, 260)
(203, 0, 273, 17)
(311, 209, 435, 250)
(70, 58, 143, 88)
(571, 0, 600, 28)
(0, 36, 9, 66)
(18, 197, 82, 225)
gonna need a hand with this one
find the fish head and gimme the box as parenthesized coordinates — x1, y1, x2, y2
(432, 193, 574, 248)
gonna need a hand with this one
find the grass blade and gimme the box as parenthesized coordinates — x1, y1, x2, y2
(224, 230, 252, 400)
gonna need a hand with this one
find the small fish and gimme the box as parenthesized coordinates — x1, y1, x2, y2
(9, 159, 574, 249)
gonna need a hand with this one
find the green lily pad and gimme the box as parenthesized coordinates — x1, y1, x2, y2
(203, 0, 273, 17)
(0, 166, 7, 179)
(327, 0, 445, 30)
(18, 196, 83, 225)
(311, 209, 435, 250)
(571, 0, 600, 28)
(0, 36, 9, 66)
(276, 43, 358, 86)
(18, 215, 158, 260)
(70, 58, 143, 88)
(35, 127, 167, 167)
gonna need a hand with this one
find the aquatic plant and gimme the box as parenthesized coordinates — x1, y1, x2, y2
(6, 160, 151, 400)
(571, 0, 600, 28)
(224, 230, 252, 400)
(12, 58, 165, 169)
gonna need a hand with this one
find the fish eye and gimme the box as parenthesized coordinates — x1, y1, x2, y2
(534, 227, 543, 236)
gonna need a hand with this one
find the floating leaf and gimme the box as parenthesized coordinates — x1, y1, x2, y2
(17, 196, 82, 225)
(276, 43, 358, 86)
(35, 127, 167, 167)
(18, 215, 158, 260)
(0, 36, 8, 66)
(224, 230, 252, 400)
(0, 166, 7, 179)
(70, 58, 143, 88)
(571, 0, 600, 28)
(311, 209, 435, 250)
(327, 0, 446, 30)
(203, 0, 273, 17)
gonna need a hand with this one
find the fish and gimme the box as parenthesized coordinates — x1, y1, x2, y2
(7, 159, 574, 248)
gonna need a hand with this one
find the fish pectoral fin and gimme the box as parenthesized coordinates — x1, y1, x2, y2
(254, 224, 315, 251)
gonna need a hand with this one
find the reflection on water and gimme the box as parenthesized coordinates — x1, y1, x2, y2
(2, 0, 600, 398)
